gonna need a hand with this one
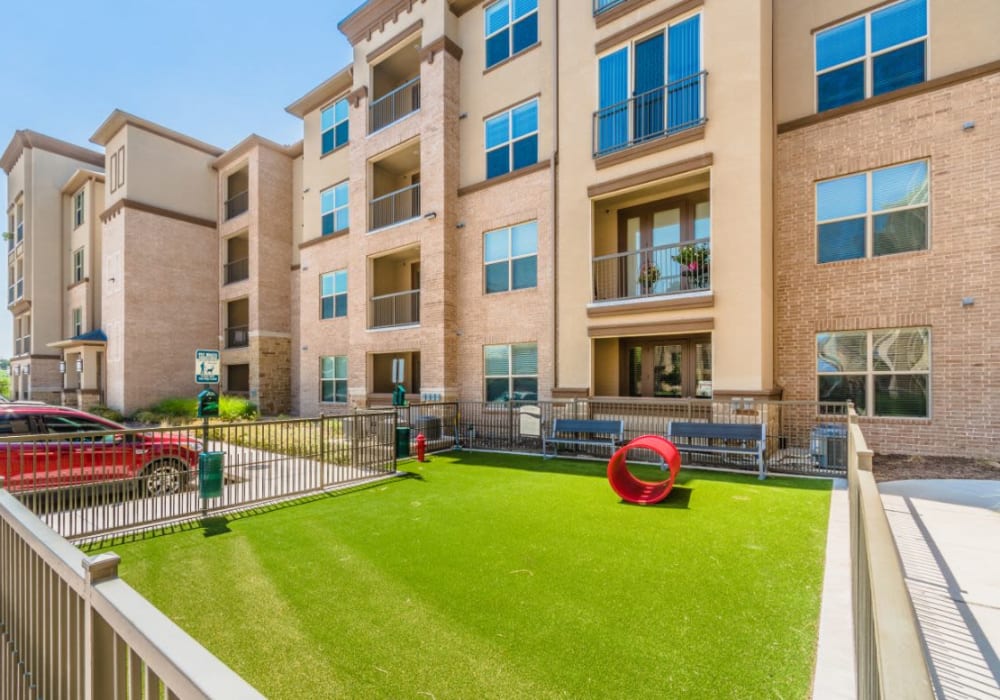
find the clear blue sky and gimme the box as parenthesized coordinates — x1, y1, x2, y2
(0, 0, 356, 357)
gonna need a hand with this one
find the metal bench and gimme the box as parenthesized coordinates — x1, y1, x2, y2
(542, 418, 624, 459)
(667, 421, 768, 479)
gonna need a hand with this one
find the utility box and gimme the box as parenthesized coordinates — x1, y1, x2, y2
(395, 426, 411, 458)
(414, 415, 441, 441)
(199, 451, 224, 498)
(811, 424, 848, 469)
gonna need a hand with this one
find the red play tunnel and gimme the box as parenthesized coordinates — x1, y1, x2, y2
(607, 435, 682, 505)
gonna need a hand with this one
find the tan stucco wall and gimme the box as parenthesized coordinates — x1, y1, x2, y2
(774, 0, 1000, 124)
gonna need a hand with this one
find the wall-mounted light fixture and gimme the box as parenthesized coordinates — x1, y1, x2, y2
(962, 121, 976, 131)
(424, 212, 437, 220)
(75, 358, 83, 373)
(22, 365, 29, 376)
(58, 361, 66, 373)
(962, 297, 975, 307)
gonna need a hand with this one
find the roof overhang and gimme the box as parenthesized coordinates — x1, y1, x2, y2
(285, 67, 354, 118)
(213, 134, 304, 170)
(1, 130, 105, 175)
(90, 110, 224, 156)
(60, 168, 105, 195)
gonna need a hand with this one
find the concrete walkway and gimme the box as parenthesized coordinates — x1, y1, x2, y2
(880, 480, 1000, 700)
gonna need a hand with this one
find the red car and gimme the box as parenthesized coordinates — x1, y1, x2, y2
(0, 404, 200, 495)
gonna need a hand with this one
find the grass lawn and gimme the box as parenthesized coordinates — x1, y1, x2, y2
(91, 452, 832, 699)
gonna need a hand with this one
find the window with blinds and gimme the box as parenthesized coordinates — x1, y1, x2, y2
(484, 342, 538, 402)
(816, 160, 928, 263)
(485, 0, 538, 69)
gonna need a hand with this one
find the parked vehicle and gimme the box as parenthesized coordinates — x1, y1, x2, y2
(0, 404, 200, 495)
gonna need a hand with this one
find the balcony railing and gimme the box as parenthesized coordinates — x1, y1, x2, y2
(593, 72, 707, 158)
(225, 190, 249, 220)
(224, 257, 250, 285)
(592, 238, 710, 302)
(15, 223, 23, 244)
(593, 0, 627, 14)
(369, 77, 421, 133)
(15, 278, 23, 300)
(369, 183, 420, 231)
(22, 336, 30, 354)
(369, 289, 420, 329)
(226, 325, 249, 348)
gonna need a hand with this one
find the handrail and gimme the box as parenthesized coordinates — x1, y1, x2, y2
(225, 190, 249, 220)
(369, 183, 421, 231)
(592, 237, 710, 301)
(225, 257, 250, 284)
(369, 288, 420, 328)
(847, 407, 934, 699)
(369, 76, 421, 133)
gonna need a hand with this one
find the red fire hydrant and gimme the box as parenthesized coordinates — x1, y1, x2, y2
(416, 432, 426, 462)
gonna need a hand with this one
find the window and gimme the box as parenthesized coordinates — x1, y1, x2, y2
(816, 160, 928, 263)
(485, 99, 538, 180)
(73, 248, 85, 283)
(484, 342, 537, 401)
(485, 0, 538, 68)
(73, 190, 85, 228)
(6, 214, 12, 251)
(815, 0, 926, 112)
(321, 99, 350, 155)
(484, 221, 537, 293)
(818, 328, 929, 417)
(596, 13, 703, 156)
(320, 270, 347, 319)
(109, 146, 125, 193)
(321, 182, 349, 235)
(72, 308, 83, 337)
(594, 0, 627, 14)
(320, 356, 348, 403)
(15, 202, 24, 243)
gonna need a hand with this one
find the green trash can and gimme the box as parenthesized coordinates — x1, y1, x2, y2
(199, 451, 224, 499)
(395, 426, 411, 458)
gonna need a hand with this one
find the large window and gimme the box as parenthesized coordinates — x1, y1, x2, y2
(321, 99, 350, 155)
(73, 248, 85, 283)
(484, 221, 537, 293)
(817, 328, 929, 417)
(320, 356, 348, 403)
(484, 342, 537, 402)
(321, 182, 349, 236)
(816, 160, 928, 263)
(485, 0, 538, 68)
(73, 190, 85, 228)
(15, 202, 23, 244)
(320, 270, 347, 319)
(72, 308, 83, 337)
(815, 0, 926, 112)
(485, 99, 538, 180)
(596, 13, 702, 156)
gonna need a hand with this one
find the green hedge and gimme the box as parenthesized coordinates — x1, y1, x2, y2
(134, 395, 258, 423)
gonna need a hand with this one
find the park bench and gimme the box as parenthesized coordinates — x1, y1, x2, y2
(667, 421, 768, 479)
(542, 419, 624, 459)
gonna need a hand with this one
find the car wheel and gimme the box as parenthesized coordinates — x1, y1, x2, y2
(143, 459, 187, 496)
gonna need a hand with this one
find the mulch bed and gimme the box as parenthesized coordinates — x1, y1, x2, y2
(872, 453, 1000, 483)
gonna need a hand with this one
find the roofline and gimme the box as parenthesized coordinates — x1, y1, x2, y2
(1, 130, 105, 175)
(90, 110, 224, 156)
(285, 66, 354, 118)
(60, 168, 105, 194)
(213, 134, 304, 170)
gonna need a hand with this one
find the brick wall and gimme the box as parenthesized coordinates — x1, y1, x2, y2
(775, 73, 1000, 458)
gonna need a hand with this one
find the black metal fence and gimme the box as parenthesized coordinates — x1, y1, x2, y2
(398, 398, 849, 477)
(0, 413, 397, 541)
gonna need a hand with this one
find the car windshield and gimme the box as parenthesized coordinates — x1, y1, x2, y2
(42, 415, 120, 434)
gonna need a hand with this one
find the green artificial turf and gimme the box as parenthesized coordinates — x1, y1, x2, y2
(92, 453, 832, 699)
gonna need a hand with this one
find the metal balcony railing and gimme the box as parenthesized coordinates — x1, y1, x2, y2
(369, 289, 420, 329)
(224, 258, 250, 285)
(369, 183, 420, 231)
(592, 238, 710, 302)
(369, 77, 421, 133)
(225, 191, 249, 220)
(15, 279, 23, 300)
(593, 0, 628, 14)
(226, 325, 249, 348)
(593, 72, 707, 158)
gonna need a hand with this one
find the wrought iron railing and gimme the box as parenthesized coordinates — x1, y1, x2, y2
(593, 71, 707, 157)
(226, 325, 249, 348)
(225, 190, 249, 220)
(369, 77, 421, 133)
(592, 238, 710, 302)
(369, 289, 420, 329)
(224, 257, 250, 284)
(593, 0, 628, 14)
(369, 183, 421, 231)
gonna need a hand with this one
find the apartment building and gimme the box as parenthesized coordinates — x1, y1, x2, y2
(4, 0, 997, 458)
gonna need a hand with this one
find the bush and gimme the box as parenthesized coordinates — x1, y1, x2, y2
(89, 405, 126, 423)
(135, 395, 259, 423)
(219, 396, 258, 421)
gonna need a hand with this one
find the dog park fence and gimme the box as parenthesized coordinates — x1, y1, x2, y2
(847, 408, 934, 700)
(1, 413, 398, 541)
(399, 398, 851, 476)
(0, 489, 264, 700)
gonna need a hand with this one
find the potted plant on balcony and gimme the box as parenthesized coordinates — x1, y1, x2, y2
(637, 262, 661, 293)
(673, 244, 710, 289)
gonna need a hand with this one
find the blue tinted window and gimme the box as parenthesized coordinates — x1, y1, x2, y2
(485, 100, 537, 179)
(320, 271, 347, 319)
(871, 0, 926, 52)
(487, 147, 510, 179)
(486, 30, 510, 67)
(872, 42, 925, 96)
(512, 135, 537, 170)
(321, 98, 349, 154)
(872, 161, 928, 211)
(485, 0, 537, 68)
(512, 13, 537, 54)
(484, 221, 537, 293)
(817, 174, 866, 221)
(818, 219, 866, 262)
(815, 17, 865, 71)
(817, 62, 865, 112)
(321, 182, 349, 236)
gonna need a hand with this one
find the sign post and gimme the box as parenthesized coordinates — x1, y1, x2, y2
(195, 350, 222, 511)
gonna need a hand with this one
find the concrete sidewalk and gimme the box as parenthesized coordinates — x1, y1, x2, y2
(880, 480, 1000, 700)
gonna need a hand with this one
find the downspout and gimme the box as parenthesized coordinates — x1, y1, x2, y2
(551, 0, 560, 390)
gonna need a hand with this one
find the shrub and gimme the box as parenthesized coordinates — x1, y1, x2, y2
(219, 396, 258, 421)
(135, 395, 259, 423)
(89, 405, 126, 423)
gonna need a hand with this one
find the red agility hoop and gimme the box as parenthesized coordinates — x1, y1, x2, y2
(607, 435, 682, 504)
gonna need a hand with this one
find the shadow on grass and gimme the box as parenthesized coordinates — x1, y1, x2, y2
(617, 485, 693, 509)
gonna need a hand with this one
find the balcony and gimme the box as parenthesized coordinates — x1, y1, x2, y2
(225, 298, 249, 348)
(593, 72, 707, 158)
(224, 258, 249, 285)
(225, 167, 249, 220)
(225, 191, 249, 220)
(226, 325, 249, 348)
(369, 290, 420, 329)
(593, 0, 627, 13)
(224, 234, 250, 285)
(593, 239, 710, 302)
(370, 78, 421, 133)
(22, 336, 30, 354)
(370, 184, 420, 231)
(16, 279, 23, 300)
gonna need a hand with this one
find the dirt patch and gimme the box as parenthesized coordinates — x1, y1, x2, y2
(872, 453, 1000, 483)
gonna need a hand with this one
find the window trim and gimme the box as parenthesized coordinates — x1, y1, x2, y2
(320, 98, 350, 156)
(73, 190, 85, 228)
(483, 220, 539, 294)
(484, 97, 539, 180)
(484, 0, 540, 69)
(483, 341, 539, 402)
(72, 247, 85, 284)
(817, 327, 931, 418)
(320, 355, 348, 404)
(72, 308, 83, 337)
(321, 181, 350, 236)
(813, 0, 928, 112)
(815, 159, 930, 264)
(319, 269, 348, 320)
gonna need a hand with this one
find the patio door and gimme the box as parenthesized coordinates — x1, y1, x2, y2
(622, 336, 712, 398)
(619, 193, 708, 296)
